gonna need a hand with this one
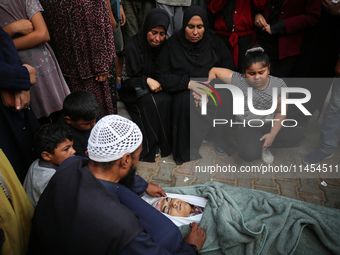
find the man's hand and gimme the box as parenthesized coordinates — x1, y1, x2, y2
(23, 64, 37, 85)
(184, 223, 206, 251)
(145, 183, 166, 197)
(14, 90, 30, 111)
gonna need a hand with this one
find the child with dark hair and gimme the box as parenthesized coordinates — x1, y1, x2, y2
(23, 124, 75, 206)
(208, 46, 304, 164)
(59, 90, 100, 157)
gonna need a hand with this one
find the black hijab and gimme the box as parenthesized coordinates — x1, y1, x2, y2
(175, 5, 220, 70)
(125, 8, 170, 78)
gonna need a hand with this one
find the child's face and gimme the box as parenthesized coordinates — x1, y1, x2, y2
(68, 119, 96, 131)
(159, 197, 192, 217)
(244, 62, 270, 90)
(48, 139, 76, 166)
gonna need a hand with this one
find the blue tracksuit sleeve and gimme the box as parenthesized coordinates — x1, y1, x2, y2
(119, 231, 196, 255)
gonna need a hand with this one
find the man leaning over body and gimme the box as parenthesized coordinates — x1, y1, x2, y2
(28, 114, 206, 255)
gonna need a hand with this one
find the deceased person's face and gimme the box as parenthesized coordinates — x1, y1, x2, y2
(159, 197, 192, 217)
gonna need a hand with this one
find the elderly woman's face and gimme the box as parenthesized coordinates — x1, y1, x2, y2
(147, 26, 166, 47)
(185, 15, 205, 43)
(159, 197, 192, 217)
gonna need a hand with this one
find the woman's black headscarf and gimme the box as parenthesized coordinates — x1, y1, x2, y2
(175, 5, 220, 70)
(125, 8, 170, 78)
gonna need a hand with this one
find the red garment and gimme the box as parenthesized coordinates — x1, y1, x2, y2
(207, 0, 266, 67)
(261, 0, 321, 59)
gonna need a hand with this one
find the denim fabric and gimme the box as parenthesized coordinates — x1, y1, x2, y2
(320, 79, 340, 154)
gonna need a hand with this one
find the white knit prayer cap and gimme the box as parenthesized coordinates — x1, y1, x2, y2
(87, 115, 143, 162)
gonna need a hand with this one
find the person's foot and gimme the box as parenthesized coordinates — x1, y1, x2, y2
(214, 144, 226, 156)
(303, 149, 334, 165)
(261, 148, 274, 164)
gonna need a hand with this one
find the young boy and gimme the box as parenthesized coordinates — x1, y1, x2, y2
(59, 90, 100, 157)
(23, 124, 76, 207)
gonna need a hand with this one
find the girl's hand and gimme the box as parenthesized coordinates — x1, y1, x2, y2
(260, 133, 276, 148)
(192, 90, 209, 108)
(147, 78, 162, 92)
(96, 73, 109, 82)
(14, 19, 34, 35)
(192, 91, 204, 108)
(254, 14, 268, 28)
(189, 80, 210, 108)
(3, 19, 33, 37)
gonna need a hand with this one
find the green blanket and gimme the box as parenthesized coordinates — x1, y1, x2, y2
(163, 182, 340, 255)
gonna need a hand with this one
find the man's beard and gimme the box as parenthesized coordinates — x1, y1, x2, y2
(118, 166, 136, 188)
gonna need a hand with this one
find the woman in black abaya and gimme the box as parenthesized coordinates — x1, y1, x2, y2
(156, 5, 236, 164)
(120, 9, 172, 162)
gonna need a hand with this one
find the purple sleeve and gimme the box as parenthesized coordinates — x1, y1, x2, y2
(26, 0, 44, 20)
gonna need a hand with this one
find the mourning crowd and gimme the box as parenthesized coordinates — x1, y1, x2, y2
(1, 0, 340, 254)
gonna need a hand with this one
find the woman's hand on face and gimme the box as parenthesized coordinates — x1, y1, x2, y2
(96, 73, 109, 82)
(260, 133, 276, 148)
(254, 14, 268, 28)
(147, 78, 162, 93)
